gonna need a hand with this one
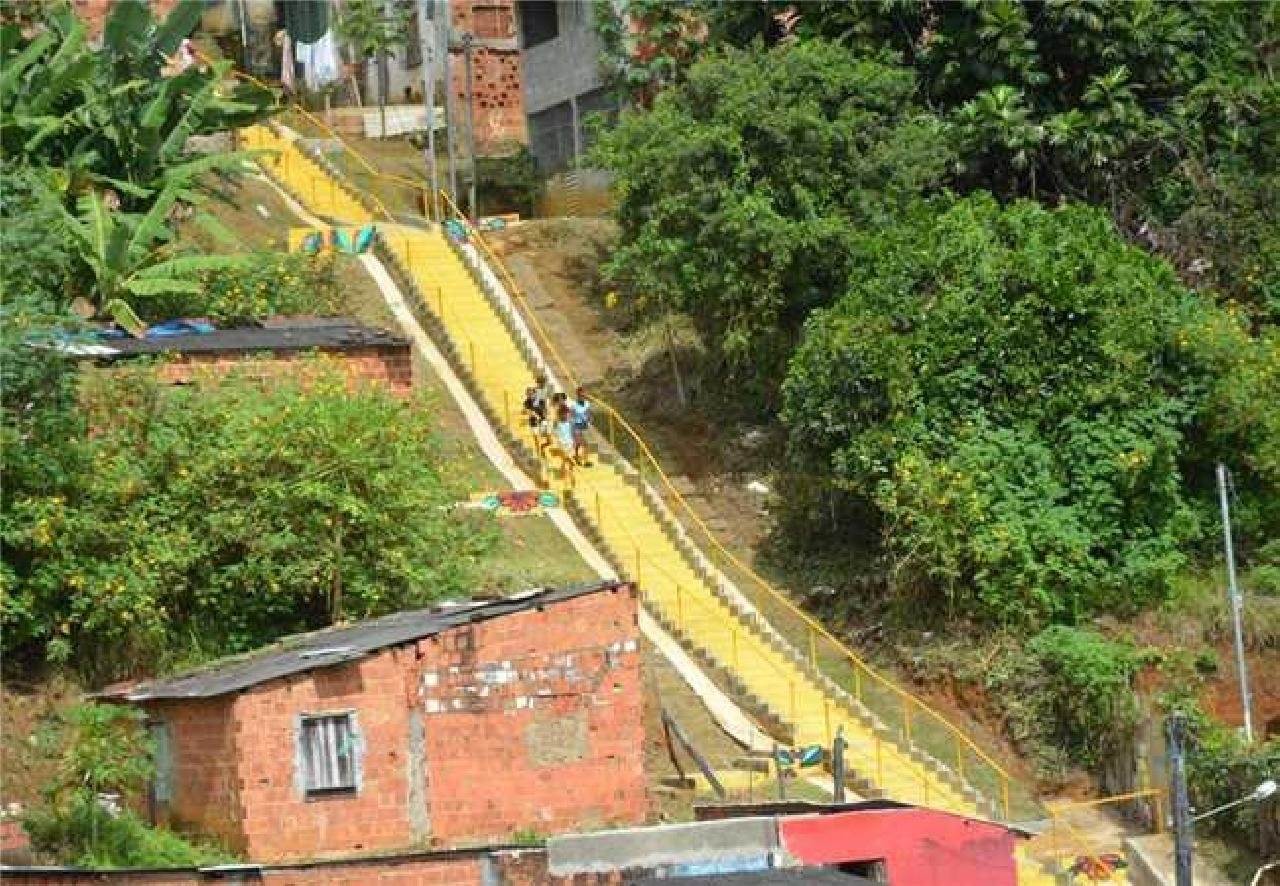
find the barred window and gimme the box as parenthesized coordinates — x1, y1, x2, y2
(299, 713, 360, 795)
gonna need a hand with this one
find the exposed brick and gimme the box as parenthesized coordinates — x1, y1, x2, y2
(135, 585, 645, 862)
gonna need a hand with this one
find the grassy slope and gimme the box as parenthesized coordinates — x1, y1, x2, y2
(185, 173, 597, 595)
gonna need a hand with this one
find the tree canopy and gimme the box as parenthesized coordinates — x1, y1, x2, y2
(2, 366, 494, 683)
(591, 40, 951, 397)
(781, 195, 1274, 624)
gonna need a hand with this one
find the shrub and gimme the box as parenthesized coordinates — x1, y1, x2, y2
(1028, 627, 1138, 770)
(3, 363, 496, 682)
(139, 252, 345, 324)
(476, 147, 544, 218)
(783, 195, 1273, 625)
(23, 702, 230, 867)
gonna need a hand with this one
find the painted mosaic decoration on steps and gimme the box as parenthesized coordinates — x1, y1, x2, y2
(462, 489, 562, 515)
(243, 122, 1099, 885)
(287, 225, 377, 255)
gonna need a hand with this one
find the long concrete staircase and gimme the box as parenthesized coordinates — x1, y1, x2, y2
(242, 121, 1100, 885)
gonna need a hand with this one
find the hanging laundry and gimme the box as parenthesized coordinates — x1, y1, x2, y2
(296, 30, 342, 91)
(277, 30, 296, 93)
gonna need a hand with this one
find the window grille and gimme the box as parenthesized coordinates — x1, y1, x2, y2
(300, 713, 359, 794)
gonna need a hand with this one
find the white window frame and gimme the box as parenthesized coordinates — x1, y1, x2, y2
(296, 710, 363, 797)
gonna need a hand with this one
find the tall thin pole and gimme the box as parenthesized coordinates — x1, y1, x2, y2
(1168, 713, 1193, 886)
(1217, 463, 1255, 744)
(462, 31, 477, 219)
(441, 0, 458, 210)
(417, 0, 440, 221)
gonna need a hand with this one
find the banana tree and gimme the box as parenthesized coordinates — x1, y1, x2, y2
(2, 0, 277, 211)
(27, 174, 247, 335)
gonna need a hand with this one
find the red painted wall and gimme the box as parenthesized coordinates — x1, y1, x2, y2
(779, 808, 1018, 886)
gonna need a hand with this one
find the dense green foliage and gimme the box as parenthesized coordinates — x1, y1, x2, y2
(703, 0, 1279, 319)
(1, 0, 274, 211)
(591, 41, 950, 397)
(169, 252, 344, 325)
(2, 367, 494, 683)
(2, 2, 275, 326)
(1026, 627, 1138, 770)
(1185, 717, 1280, 854)
(782, 196, 1273, 624)
(23, 702, 230, 866)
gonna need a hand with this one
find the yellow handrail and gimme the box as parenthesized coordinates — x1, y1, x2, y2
(1040, 790, 1166, 879)
(527, 413, 956, 810)
(219, 60, 1017, 815)
(434, 188, 1016, 817)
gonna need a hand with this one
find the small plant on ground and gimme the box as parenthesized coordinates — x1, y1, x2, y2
(22, 702, 231, 867)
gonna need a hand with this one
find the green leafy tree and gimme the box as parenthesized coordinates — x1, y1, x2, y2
(781, 195, 1272, 624)
(337, 0, 412, 138)
(591, 40, 951, 401)
(697, 0, 1279, 317)
(2, 365, 495, 682)
(1, 0, 275, 211)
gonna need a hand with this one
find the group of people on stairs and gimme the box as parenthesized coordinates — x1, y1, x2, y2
(522, 375, 592, 485)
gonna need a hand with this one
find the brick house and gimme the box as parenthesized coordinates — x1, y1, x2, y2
(104, 582, 647, 862)
(92, 317, 414, 395)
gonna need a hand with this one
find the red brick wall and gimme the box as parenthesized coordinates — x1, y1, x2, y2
(450, 1, 527, 153)
(72, 0, 181, 41)
(231, 651, 417, 860)
(147, 697, 243, 854)
(417, 586, 647, 843)
(151, 348, 414, 395)
(139, 586, 644, 862)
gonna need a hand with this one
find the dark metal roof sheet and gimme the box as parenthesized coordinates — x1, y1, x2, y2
(112, 582, 626, 702)
(634, 871, 877, 885)
(99, 318, 409, 358)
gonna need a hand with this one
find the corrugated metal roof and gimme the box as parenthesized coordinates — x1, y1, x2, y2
(111, 582, 626, 702)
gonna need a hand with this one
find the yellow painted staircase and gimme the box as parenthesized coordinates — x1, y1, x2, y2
(243, 121, 1095, 885)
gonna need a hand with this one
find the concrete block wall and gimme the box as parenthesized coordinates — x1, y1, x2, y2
(416, 586, 648, 842)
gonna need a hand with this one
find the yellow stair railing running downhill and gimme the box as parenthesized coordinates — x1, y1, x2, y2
(208, 60, 1158, 883)
(435, 186, 1022, 816)
(236, 119, 1143, 886)
(225, 63, 1031, 816)
(233, 104, 1014, 820)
